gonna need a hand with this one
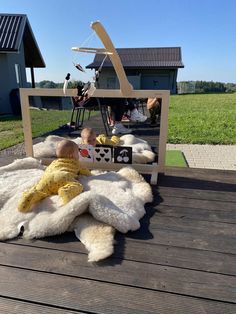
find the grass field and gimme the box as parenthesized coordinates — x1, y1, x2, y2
(168, 93, 236, 144)
(165, 150, 188, 167)
(0, 93, 235, 150)
(0, 109, 72, 150)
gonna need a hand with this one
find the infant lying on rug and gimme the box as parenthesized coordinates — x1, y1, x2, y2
(18, 139, 91, 212)
(0, 157, 153, 262)
(33, 131, 155, 164)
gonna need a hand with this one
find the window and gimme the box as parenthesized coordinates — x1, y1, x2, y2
(15, 64, 22, 87)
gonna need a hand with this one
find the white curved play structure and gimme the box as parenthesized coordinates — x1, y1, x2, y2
(19, 21, 170, 184)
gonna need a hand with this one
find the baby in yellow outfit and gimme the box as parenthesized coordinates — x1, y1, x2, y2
(81, 127, 120, 147)
(18, 139, 91, 213)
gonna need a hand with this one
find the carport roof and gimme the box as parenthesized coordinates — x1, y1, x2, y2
(0, 13, 45, 67)
(86, 47, 184, 69)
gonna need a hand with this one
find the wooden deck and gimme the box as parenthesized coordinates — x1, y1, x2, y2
(0, 165, 235, 313)
(0, 114, 236, 313)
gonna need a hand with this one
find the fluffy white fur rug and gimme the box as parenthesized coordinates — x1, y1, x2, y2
(0, 158, 152, 262)
(33, 134, 156, 164)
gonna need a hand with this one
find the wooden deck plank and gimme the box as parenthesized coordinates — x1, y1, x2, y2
(145, 204, 236, 225)
(158, 176, 236, 193)
(146, 214, 236, 236)
(119, 240, 236, 276)
(0, 265, 235, 314)
(157, 195, 236, 211)
(0, 243, 236, 303)
(128, 229, 235, 254)
(158, 186, 236, 202)
(153, 204, 236, 223)
(0, 297, 86, 314)
(5, 237, 236, 276)
(146, 189, 236, 224)
(121, 216, 236, 255)
(163, 167, 236, 184)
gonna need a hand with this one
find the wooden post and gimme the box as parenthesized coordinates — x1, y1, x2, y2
(30, 67, 35, 88)
(19, 89, 33, 157)
(158, 92, 170, 172)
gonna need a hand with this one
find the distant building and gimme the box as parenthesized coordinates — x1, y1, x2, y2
(177, 81, 196, 94)
(86, 47, 184, 94)
(0, 13, 45, 114)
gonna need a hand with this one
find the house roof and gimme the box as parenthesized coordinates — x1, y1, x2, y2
(0, 13, 45, 67)
(86, 47, 184, 70)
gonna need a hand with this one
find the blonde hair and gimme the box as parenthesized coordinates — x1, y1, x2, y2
(56, 139, 78, 158)
(81, 127, 96, 139)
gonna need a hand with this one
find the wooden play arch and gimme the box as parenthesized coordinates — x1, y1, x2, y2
(19, 21, 170, 184)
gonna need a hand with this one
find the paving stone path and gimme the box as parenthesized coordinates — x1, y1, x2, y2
(167, 144, 236, 170)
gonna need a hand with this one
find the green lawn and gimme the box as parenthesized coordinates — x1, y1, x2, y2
(0, 93, 235, 150)
(165, 150, 188, 167)
(0, 109, 73, 150)
(168, 93, 236, 144)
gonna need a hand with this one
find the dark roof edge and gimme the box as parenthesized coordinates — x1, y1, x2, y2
(0, 13, 27, 16)
(0, 13, 45, 67)
(114, 46, 182, 50)
(25, 17, 46, 67)
(15, 15, 27, 51)
(0, 14, 28, 52)
(86, 64, 185, 69)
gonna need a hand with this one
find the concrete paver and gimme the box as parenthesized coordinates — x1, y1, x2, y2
(167, 144, 236, 170)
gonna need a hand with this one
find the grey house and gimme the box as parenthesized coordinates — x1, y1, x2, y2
(0, 13, 45, 115)
(86, 47, 184, 94)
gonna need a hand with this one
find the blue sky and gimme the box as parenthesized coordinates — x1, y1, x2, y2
(2, 0, 236, 83)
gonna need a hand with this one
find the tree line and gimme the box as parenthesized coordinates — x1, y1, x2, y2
(177, 81, 236, 94)
(34, 79, 236, 94)
(35, 80, 84, 89)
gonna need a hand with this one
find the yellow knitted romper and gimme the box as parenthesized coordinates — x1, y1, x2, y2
(18, 158, 91, 212)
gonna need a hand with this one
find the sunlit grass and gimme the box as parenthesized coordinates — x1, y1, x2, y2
(165, 150, 188, 167)
(1, 93, 236, 150)
(168, 93, 236, 144)
(0, 109, 80, 150)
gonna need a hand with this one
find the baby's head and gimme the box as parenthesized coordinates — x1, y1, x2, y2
(56, 139, 79, 159)
(81, 127, 97, 146)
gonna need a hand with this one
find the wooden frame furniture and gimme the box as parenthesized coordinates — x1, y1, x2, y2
(19, 21, 169, 184)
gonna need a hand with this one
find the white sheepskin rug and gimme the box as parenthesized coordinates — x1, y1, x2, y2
(0, 158, 153, 262)
(33, 134, 156, 164)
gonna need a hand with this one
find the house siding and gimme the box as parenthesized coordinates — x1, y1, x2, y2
(0, 42, 27, 114)
(140, 69, 177, 93)
(0, 54, 11, 114)
(96, 68, 178, 94)
(0, 13, 45, 115)
(96, 69, 119, 89)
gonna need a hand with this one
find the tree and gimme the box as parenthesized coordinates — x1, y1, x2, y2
(37, 80, 56, 88)
(179, 80, 228, 94)
(36, 80, 85, 89)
